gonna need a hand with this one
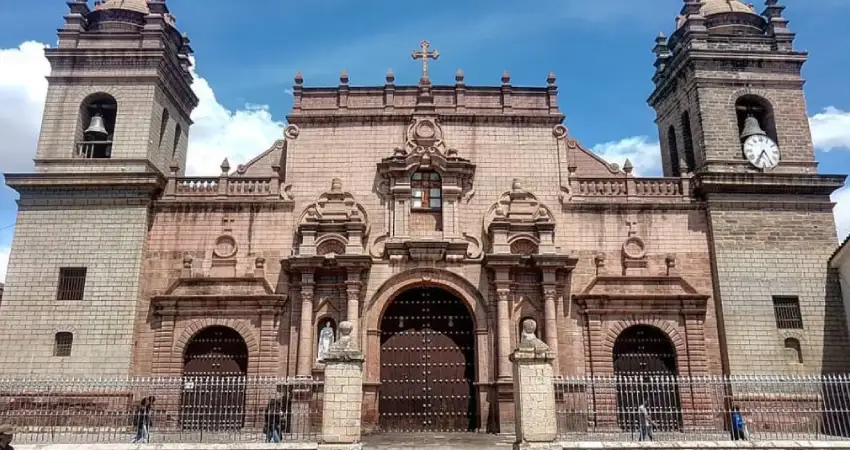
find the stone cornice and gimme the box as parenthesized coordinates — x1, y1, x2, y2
(694, 172, 846, 197)
(5, 169, 165, 193)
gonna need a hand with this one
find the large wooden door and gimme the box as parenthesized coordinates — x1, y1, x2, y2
(180, 326, 249, 431)
(379, 288, 476, 432)
(613, 325, 682, 432)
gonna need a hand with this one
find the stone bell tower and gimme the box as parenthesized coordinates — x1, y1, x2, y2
(0, 0, 198, 376)
(649, 0, 850, 375)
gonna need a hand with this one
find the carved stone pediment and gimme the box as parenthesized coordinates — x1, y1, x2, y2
(384, 238, 473, 263)
(378, 117, 475, 181)
(297, 178, 370, 256)
(162, 276, 277, 297)
(573, 275, 709, 315)
(484, 179, 556, 255)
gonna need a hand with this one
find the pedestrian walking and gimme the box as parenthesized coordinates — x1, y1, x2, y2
(264, 397, 283, 443)
(731, 406, 748, 441)
(131, 396, 156, 443)
(637, 400, 654, 441)
(0, 424, 15, 450)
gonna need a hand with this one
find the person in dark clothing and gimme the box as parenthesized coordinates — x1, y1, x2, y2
(0, 424, 15, 450)
(731, 406, 747, 441)
(264, 397, 283, 443)
(132, 396, 156, 443)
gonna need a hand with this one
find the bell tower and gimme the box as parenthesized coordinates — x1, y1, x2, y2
(649, 0, 850, 375)
(0, 0, 198, 376)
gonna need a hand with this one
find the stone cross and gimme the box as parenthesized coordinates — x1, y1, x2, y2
(626, 217, 639, 236)
(411, 40, 439, 80)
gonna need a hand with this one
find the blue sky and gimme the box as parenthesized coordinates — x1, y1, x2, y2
(1, 0, 849, 280)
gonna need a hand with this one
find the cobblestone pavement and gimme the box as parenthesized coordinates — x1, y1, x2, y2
(361, 432, 514, 449)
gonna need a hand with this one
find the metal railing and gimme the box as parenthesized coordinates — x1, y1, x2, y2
(76, 141, 112, 159)
(554, 374, 850, 441)
(0, 376, 323, 444)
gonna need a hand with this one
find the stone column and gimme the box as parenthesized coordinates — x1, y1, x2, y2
(297, 270, 316, 377)
(510, 319, 558, 450)
(542, 283, 560, 375)
(320, 321, 365, 450)
(345, 269, 362, 348)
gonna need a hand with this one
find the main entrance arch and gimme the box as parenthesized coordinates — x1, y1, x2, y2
(180, 326, 249, 430)
(613, 325, 682, 431)
(379, 287, 477, 432)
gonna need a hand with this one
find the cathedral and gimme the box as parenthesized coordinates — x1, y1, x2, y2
(0, 0, 847, 434)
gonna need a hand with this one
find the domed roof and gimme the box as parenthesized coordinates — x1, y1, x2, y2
(700, 0, 756, 16)
(98, 0, 149, 14)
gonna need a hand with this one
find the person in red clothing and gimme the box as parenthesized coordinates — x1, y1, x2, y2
(0, 424, 15, 450)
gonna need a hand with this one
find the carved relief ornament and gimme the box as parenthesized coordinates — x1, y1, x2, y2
(483, 179, 556, 255)
(296, 178, 370, 257)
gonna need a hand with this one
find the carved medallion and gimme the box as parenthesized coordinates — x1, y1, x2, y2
(213, 235, 238, 259)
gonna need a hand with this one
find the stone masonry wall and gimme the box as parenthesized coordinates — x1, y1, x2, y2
(708, 202, 850, 374)
(0, 190, 151, 376)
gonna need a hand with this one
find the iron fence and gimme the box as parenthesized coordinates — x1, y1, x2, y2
(0, 376, 323, 444)
(555, 374, 850, 441)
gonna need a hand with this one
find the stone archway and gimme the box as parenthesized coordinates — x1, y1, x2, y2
(612, 325, 682, 432)
(378, 287, 477, 433)
(180, 326, 249, 431)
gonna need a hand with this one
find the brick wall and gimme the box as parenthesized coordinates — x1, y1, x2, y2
(707, 203, 850, 374)
(0, 190, 151, 376)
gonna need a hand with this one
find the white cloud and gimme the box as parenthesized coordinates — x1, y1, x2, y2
(0, 247, 8, 283)
(591, 136, 662, 177)
(834, 185, 850, 243)
(810, 107, 850, 151)
(185, 59, 284, 175)
(0, 41, 50, 174)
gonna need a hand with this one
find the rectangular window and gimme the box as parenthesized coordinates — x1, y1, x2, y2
(411, 171, 442, 211)
(57, 267, 87, 301)
(772, 296, 803, 329)
(54, 332, 73, 357)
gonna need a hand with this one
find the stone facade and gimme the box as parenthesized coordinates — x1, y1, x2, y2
(0, 0, 847, 436)
(830, 238, 850, 341)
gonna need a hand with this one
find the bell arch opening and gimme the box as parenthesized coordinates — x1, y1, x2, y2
(612, 325, 683, 432)
(180, 326, 249, 431)
(378, 287, 477, 433)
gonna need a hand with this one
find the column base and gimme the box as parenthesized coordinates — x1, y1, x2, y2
(319, 444, 363, 450)
(496, 379, 515, 435)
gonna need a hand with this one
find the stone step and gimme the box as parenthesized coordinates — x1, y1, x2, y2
(361, 432, 514, 449)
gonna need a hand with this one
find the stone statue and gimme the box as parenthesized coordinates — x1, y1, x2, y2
(317, 322, 335, 362)
(521, 319, 537, 342)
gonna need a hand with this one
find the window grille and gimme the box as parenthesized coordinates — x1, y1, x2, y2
(54, 332, 73, 357)
(772, 296, 803, 329)
(57, 267, 87, 301)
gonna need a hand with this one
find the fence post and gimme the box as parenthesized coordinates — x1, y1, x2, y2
(510, 319, 559, 450)
(320, 321, 365, 449)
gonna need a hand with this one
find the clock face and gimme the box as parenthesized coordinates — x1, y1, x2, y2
(743, 135, 781, 169)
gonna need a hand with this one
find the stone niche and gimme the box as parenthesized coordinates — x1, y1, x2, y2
(296, 178, 370, 257)
(483, 179, 556, 255)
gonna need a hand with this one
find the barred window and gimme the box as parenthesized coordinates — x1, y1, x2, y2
(57, 267, 87, 301)
(54, 332, 73, 357)
(772, 296, 803, 329)
(411, 171, 442, 211)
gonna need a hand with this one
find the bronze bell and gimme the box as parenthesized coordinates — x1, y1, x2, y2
(85, 112, 109, 138)
(740, 115, 766, 139)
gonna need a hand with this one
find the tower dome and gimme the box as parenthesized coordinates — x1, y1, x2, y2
(97, 0, 149, 14)
(700, 0, 756, 16)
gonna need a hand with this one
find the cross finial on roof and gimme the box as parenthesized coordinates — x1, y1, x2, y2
(411, 40, 439, 81)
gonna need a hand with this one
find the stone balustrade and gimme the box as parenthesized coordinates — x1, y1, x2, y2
(570, 176, 691, 201)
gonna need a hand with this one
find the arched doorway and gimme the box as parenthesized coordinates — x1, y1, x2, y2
(612, 325, 682, 432)
(180, 326, 249, 431)
(379, 287, 477, 432)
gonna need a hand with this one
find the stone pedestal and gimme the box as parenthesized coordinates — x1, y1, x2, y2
(320, 321, 365, 450)
(510, 319, 558, 450)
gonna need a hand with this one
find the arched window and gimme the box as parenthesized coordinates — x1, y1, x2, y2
(411, 171, 441, 211)
(736, 95, 779, 144)
(158, 108, 170, 148)
(667, 126, 681, 175)
(681, 111, 697, 171)
(173, 123, 182, 158)
(54, 332, 73, 357)
(784, 338, 803, 364)
(79, 93, 117, 159)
